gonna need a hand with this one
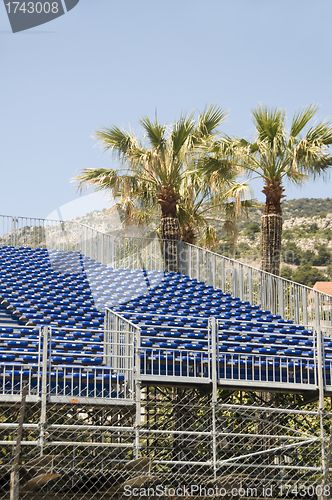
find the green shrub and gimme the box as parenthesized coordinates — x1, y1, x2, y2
(243, 222, 260, 241)
(311, 245, 332, 266)
(280, 266, 293, 280)
(291, 264, 328, 288)
(282, 242, 303, 265)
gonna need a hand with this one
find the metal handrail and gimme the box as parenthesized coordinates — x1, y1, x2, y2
(1, 213, 332, 330)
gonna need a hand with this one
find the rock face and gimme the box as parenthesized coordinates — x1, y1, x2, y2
(283, 214, 332, 230)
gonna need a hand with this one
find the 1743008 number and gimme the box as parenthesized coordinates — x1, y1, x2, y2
(5, 2, 60, 14)
(279, 484, 331, 497)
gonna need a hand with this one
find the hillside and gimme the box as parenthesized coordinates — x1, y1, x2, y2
(1, 197, 332, 287)
(230, 198, 332, 287)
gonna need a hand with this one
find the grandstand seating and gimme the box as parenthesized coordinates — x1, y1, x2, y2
(0, 244, 325, 397)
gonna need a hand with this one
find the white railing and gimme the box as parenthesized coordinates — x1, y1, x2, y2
(104, 308, 137, 392)
(1, 214, 332, 331)
(0, 214, 166, 271)
(178, 242, 332, 332)
(103, 309, 326, 393)
(0, 325, 135, 402)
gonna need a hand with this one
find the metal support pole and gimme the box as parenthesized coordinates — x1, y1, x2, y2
(323, 424, 332, 499)
(211, 318, 218, 404)
(278, 279, 284, 319)
(212, 254, 216, 289)
(320, 410, 326, 495)
(315, 292, 325, 411)
(39, 326, 49, 457)
(221, 258, 226, 293)
(197, 247, 200, 282)
(10, 385, 28, 500)
(239, 266, 243, 301)
(303, 288, 308, 326)
(211, 318, 218, 480)
(134, 327, 141, 459)
(294, 290, 300, 325)
(248, 267, 253, 305)
(315, 292, 326, 488)
(317, 327, 325, 411)
(232, 268, 238, 299)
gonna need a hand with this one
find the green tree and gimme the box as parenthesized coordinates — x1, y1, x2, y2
(176, 164, 252, 246)
(280, 265, 293, 280)
(291, 264, 328, 288)
(74, 105, 228, 270)
(243, 222, 261, 241)
(311, 245, 332, 266)
(300, 249, 315, 266)
(202, 105, 332, 275)
(246, 105, 332, 275)
(282, 241, 303, 266)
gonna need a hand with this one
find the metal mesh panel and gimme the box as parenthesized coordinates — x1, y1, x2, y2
(0, 390, 330, 499)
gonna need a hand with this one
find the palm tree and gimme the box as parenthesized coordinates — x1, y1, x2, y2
(177, 174, 252, 251)
(201, 104, 332, 275)
(74, 105, 228, 271)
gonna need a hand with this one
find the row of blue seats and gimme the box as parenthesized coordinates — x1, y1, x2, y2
(0, 245, 320, 382)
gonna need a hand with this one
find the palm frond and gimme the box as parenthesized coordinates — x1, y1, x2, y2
(171, 113, 195, 156)
(306, 120, 332, 145)
(73, 168, 119, 193)
(289, 103, 319, 139)
(93, 126, 143, 160)
(139, 116, 167, 150)
(194, 104, 229, 141)
(252, 105, 286, 147)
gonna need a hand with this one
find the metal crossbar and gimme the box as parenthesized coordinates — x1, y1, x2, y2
(0, 325, 135, 404)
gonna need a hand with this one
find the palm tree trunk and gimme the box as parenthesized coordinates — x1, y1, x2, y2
(160, 217, 181, 272)
(158, 185, 181, 272)
(261, 177, 285, 276)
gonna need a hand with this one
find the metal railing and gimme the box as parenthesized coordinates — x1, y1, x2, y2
(0, 325, 135, 403)
(2, 214, 332, 331)
(0, 214, 166, 271)
(178, 242, 332, 332)
(104, 308, 137, 387)
(102, 309, 326, 394)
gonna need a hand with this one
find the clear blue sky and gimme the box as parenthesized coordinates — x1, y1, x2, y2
(1, 0, 332, 220)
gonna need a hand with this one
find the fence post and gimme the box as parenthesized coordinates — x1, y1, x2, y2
(10, 385, 28, 500)
(294, 289, 300, 325)
(11, 217, 17, 248)
(104, 309, 112, 366)
(207, 253, 212, 287)
(232, 267, 238, 299)
(302, 288, 308, 326)
(239, 266, 243, 301)
(278, 279, 284, 319)
(210, 318, 218, 480)
(221, 258, 226, 293)
(135, 327, 141, 459)
(39, 326, 49, 457)
(261, 275, 266, 311)
(196, 247, 200, 281)
(212, 254, 216, 289)
(323, 424, 332, 500)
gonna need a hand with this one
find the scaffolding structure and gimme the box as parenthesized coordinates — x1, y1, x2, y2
(0, 386, 331, 499)
(1, 215, 332, 498)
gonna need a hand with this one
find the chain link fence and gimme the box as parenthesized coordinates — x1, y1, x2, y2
(0, 389, 330, 499)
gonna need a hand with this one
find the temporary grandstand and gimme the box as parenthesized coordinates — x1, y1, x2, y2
(0, 214, 332, 499)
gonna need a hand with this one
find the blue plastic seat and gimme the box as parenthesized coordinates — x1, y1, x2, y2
(0, 354, 16, 362)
